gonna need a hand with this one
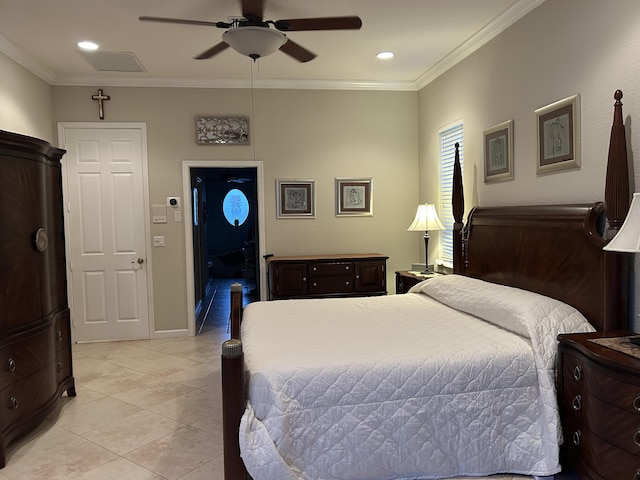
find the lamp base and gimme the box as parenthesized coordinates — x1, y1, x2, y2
(419, 265, 434, 275)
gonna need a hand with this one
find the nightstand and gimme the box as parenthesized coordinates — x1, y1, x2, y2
(557, 331, 640, 480)
(395, 270, 440, 294)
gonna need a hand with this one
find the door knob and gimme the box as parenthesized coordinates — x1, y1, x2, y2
(132, 258, 144, 264)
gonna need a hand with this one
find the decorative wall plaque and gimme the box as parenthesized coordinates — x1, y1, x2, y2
(196, 116, 249, 145)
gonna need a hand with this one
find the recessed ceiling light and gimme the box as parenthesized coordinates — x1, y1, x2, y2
(377, 51, 394, 60)
(77, 41, 99, 51)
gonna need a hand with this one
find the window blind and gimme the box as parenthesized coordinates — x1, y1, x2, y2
(439, 123, 464, 266)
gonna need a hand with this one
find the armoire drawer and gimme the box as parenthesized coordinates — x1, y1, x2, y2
(54, 310, 71, 350)
(55, 347, 72, 383)
(0, 366, 57, 430)
(0, 328, 54, 386)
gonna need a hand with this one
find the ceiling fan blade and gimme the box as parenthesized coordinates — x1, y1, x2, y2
(279, 39, 316, 63)
(240, 0, 265, 20)
(194, 42, 230, 60)
(275, 16, 362, 31)
(139, 16, 229, 28)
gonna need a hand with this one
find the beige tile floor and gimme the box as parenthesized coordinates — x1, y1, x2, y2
(0, 325, 229, 480)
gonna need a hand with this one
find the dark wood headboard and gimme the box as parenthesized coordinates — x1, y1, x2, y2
(451, 90, 630, 333)
(459, 202, 617, 331)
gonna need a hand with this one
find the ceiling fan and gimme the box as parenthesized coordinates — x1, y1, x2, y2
(221, 173, 253, 184)
(139, 0, 362, 63)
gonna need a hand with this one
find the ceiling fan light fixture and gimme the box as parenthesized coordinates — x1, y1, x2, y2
(223, 26, 287, 60)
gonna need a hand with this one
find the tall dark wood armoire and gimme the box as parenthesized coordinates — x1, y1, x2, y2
(0, 129, 75, 467)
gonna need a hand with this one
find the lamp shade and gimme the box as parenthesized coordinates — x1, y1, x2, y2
(407, 204, 445, 232)
(222, 27, 287, 59)
(604, 192, 640, 252)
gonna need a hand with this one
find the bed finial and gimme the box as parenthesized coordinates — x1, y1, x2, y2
(452, 142, 465, 273)
(604, 89, 630, 239)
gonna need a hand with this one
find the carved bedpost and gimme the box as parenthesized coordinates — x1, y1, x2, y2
(605, 90, 630, 238)
(452, 142, 465, 274)
(230, 282, 243, 339)
(221, 339, 247, 480)
(222, 282, 248, 479)
(603, 90, 630, 332)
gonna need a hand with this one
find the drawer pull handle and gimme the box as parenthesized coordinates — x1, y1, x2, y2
(7, 358, 15, 372)
(572, 395, 582, 411)
(9, 397, 18, 410)
(345, 281, 350, 286)
(57, 330, 63, 341)
(303, 277, 307, 282)
(57, 362, 64, 373)
(573, 365, 582, 381)
(345, 266, 350, 270)
(313, 282, 317, 287)
(573, 430, 581, 446)
(633, 394, 640, 412)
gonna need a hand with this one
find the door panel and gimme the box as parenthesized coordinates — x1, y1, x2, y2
(61, 126, 149, 342)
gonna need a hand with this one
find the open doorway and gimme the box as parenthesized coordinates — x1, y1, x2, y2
(182, 161, 265, 336)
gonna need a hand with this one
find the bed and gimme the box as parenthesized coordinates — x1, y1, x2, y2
(221, 90, 631, 480)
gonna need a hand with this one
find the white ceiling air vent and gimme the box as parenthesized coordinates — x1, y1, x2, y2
(77, 51, 146, 72)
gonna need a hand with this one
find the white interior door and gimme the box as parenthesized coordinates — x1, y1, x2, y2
(59, 124, 151, 342)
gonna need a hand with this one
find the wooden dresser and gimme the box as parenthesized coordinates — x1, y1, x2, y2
(0, 130, 75, 467)
(267, 254, 387, 300)
(557, 331, 640, 479)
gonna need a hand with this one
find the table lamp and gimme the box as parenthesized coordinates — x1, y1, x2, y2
(604, 193, 640, 252)
(407, 203, 444, 274)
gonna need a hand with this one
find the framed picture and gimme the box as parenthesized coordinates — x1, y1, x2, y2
(335, 178, 372, 216)
(196, 116, 249, 145)
(535, 94, 581, 175)
(276, 180, 315, 218)
(483, 119, 514, 183)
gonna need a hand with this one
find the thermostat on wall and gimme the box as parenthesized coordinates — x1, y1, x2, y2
(166, 197, 181, 208)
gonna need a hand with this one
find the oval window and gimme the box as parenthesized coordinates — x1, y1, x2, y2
(223, 189, 249, 226)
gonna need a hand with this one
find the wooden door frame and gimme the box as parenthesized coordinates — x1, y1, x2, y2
(57, 122, 155, 342)
(182, 160, 266, 337)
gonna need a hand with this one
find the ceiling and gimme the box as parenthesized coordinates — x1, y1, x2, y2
(0, 0, 544, 91)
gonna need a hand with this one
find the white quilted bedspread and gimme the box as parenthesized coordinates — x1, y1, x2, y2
(239, 275, 594, 480)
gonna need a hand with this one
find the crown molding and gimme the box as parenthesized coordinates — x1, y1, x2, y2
(51, 74, 418, 91)
(0, 33, 56, 84)
(414, 0, 546, 90)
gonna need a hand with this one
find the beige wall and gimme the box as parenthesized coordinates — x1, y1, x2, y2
(419, 0, 640, 207)
(52, 86, 419, 333)
(418, 0, 640, 328)
(0, 52, 53, 141)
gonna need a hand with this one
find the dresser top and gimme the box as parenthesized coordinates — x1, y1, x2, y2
(267, 253, 387, 263)
(559, 331, 640, 376)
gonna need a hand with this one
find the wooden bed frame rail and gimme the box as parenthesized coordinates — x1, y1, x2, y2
(221, 90, 631, 480)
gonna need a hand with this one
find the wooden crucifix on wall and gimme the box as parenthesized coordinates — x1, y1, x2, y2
(91, 89, 110, 120)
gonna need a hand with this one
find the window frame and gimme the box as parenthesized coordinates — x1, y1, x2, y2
(438, 122, 464, 267)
